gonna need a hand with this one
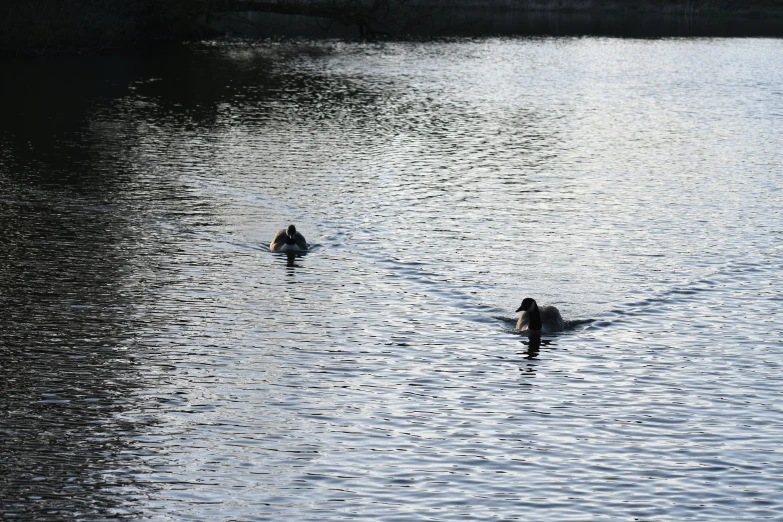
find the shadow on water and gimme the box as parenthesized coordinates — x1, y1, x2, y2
(0, 54, 192, 520)
(0, 188, 160, 519)
(0, 47, 296, 186)
(0, 57, 336, 519)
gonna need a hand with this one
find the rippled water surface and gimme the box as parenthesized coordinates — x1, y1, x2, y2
(2, 37, 782, 520)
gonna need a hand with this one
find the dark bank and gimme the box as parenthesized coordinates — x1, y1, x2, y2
(2, 0, 783, 54)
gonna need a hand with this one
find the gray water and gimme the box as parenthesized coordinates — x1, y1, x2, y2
(1, 37, 782, 521)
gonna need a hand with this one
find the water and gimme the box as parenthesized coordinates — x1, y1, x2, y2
(1, 37, 782, 520)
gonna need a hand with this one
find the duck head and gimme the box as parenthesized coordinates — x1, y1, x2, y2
(285, 224, 297, 244)
(515, 297, 538, 313)
(515, 297, 542, 332)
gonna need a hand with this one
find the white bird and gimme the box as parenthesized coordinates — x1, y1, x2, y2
(515, 297, 564, 333)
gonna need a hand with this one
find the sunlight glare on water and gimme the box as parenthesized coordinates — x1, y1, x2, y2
(1, 37, 782, 520)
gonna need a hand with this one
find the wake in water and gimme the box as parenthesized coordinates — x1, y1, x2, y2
(588, 256, 779, 332)
(494, 315, 594, 334)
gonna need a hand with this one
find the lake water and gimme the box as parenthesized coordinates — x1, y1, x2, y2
(1, 37, 782, 520)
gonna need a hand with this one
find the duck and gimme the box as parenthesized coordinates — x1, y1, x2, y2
(515, 297, 564, 333)
(270, 224, 308, 252)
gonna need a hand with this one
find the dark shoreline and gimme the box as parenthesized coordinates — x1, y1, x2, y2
(216, 9, 783, 40)
(2, 2, 782, 55)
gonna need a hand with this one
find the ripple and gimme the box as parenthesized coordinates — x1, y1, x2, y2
(2, 37, 783, 522)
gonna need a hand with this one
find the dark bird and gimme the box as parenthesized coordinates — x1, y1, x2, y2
(270, 224, 308, 252)
(515, 297, 564, 333)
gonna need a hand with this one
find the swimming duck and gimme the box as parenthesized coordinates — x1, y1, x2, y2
(515, 297, 564, 333)
(270, 224, 308, 252)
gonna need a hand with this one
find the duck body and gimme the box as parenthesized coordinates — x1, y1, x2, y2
(515, 297, 564, 333)
(270, 224, 308, 252)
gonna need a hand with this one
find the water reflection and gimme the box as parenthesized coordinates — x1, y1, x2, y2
(520, 335, 553, 360)
(0, 187, 157, 518)
(0, 52, 208, 520)
(284, 251, 308, 268)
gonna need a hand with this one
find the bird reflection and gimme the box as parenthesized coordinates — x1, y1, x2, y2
(284, 252, 309, 270)
(517, 336, 553, 384)
(522, 336, 541, 359)
(519, 335, 553, 360)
